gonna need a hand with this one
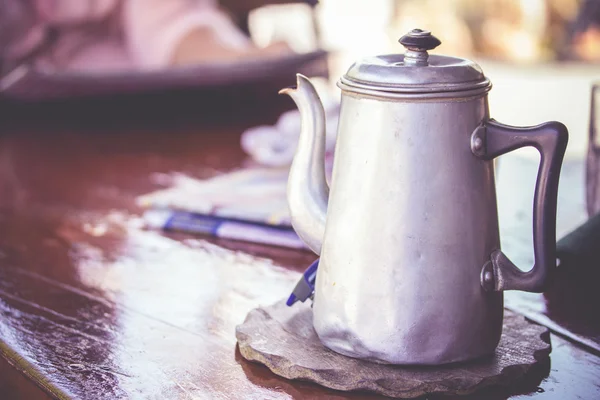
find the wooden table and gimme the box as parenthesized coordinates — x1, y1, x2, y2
(0, 91, 598, 400)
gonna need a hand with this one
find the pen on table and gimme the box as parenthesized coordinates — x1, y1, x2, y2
(143, 208, 308, 250)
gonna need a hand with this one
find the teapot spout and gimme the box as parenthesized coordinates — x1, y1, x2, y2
(279, 74, 329, 254)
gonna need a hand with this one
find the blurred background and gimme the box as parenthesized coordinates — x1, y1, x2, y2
(0, 0, 599, 158)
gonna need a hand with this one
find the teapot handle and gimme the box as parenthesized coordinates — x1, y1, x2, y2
(471, 119, 568, 292)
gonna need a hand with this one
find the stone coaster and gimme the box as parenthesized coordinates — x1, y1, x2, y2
(236, 300, 551, 399)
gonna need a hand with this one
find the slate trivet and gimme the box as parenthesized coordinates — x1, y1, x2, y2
(236, 300, 551, 398)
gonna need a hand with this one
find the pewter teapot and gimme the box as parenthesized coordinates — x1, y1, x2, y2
(281, 29, 568, 365)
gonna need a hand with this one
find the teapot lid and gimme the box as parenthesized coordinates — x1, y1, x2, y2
(339, 29, 491, 96)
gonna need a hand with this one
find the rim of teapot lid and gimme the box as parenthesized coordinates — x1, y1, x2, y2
(339, 29, 491, 97)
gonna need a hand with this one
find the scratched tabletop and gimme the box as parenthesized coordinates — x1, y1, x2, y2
(0, 89, 598, 400)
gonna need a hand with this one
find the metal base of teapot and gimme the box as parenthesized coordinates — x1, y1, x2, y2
(313, 267, 504, 366)
(288, 259, 504, 366)
(314, 322, 503, 366)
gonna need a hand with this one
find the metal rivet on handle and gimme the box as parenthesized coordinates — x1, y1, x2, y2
(471, 125, 487, 157)
(481, 261, 495, 292)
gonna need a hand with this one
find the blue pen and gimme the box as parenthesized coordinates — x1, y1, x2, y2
(144, 208, 308, 250)
(287, 259, 319, 306)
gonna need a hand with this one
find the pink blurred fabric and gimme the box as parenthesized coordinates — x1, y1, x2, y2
(7, 0, 251, 72)
(124, 0, 250, 70)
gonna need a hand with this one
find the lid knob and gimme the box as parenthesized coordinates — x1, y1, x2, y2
(398, 29, 441, 66)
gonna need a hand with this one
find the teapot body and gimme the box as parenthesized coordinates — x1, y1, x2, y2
(313, 90, 504, 364)
(283, 29, 568, 365)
